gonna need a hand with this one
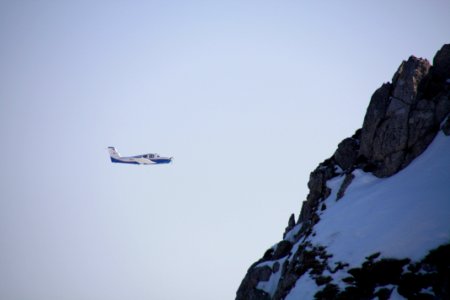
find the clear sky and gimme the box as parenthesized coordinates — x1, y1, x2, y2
(0, 1, 448, 299)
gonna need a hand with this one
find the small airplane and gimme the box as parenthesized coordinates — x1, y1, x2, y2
(108, 147, 173, 165)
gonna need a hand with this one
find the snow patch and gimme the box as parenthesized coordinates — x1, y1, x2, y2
(284, 223, 302, 242)
(420, 286, 434, 295)
(285, 272, 318, 300)
(374, 284, 394, 293)
(286, 237, 305, 264)
(390, 287, 407, 300)
(255, 257, 283, 269)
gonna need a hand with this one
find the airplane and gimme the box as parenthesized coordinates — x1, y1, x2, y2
(108, 147, 173, 165)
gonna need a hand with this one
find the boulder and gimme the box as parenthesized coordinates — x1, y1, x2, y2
(334, 138, 359, 171)
(272, 241, 293, 259)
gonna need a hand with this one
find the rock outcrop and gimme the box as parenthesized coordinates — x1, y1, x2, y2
(236, 44, 450, 300)
(334, 137, 359, 171)
(359, 51, 449, 177)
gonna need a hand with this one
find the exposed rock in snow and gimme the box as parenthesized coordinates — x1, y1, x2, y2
(283, 214, 296, 239)
(335, 173, 354, 201)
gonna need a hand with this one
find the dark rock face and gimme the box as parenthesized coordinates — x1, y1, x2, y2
(358, 45, 450, 177)
(443, 116, 450, 135)
(359, 83, 392, 159)
(236, 265, 272, 300)
(334, 138, 359, 171)
(283, 214, 296, 239)
(359, 56, 433, 177)
(272, 241, 293, 260)
(297, 159, 338, 238)
(236, 45, 450, 300)
(392, 56, 430, 105)
(433, 44, 450, 80)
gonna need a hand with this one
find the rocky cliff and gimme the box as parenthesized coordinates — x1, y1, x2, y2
(236, 44, 450, 300)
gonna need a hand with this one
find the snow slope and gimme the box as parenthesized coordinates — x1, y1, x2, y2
(309, 132, 450, 268)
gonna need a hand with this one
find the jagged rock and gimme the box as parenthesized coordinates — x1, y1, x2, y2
(283, 213, 296, 239)
(359, 46, 450, 178)
(334, 138, 359, 171)
(300, 159, 337, 224)
(307, 166, 332, 203)
(298, 200, 312, 225)
(357, 51, 450, 177)
(372, 57, 431, 177)
(433, 44, 450, 80)
(391, 56, 431, 106)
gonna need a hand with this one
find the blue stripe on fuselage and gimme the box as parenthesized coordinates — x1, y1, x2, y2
(151, 158, 172, 164)
(110, 157, 140, 164)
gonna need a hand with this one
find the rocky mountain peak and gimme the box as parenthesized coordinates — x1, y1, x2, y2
(236, 44, 450, 300)
(359, 47, 449, 178)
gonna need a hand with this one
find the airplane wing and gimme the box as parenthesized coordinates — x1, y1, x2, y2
(135, 157, 150, 164)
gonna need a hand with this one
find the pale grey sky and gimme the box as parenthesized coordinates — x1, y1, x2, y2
(1, 1, 449, 299)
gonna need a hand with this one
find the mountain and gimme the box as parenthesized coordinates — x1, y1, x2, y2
(236, 44, 450, 300)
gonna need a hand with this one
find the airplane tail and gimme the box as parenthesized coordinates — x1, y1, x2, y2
(108, 147, 121, 160)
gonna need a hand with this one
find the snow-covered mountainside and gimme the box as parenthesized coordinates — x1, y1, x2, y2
(236, 44, 450, 300)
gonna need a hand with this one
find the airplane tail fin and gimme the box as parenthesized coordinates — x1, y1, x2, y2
(108, 147, 121, 160)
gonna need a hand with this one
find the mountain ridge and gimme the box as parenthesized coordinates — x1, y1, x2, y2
(236, 44, 450, 300)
